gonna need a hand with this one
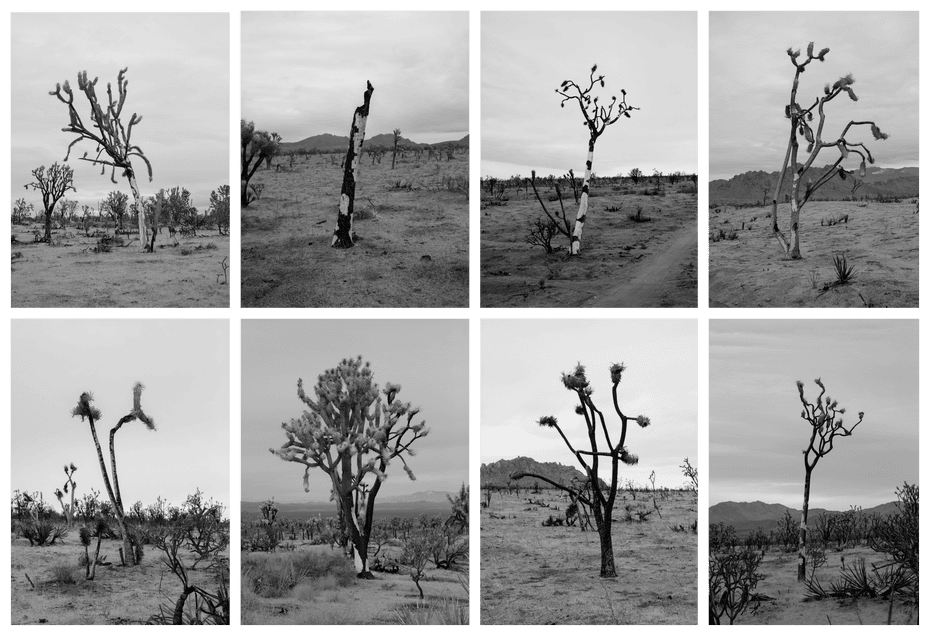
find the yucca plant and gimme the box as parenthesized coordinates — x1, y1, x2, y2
(832, 254, 856, 284)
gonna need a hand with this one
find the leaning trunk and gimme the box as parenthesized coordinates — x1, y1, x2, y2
(332, 81, 374, 249)
(127, 169, 149, 252)
(798, 468, 812, 582)
(570, 137, 596, 255)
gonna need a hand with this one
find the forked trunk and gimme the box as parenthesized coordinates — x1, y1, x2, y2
(332, 81, 374, 249)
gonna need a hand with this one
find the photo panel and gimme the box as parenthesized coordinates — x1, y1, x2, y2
(10, 319, 231, 624)
(481, 319, 698, 624)
(481, 12, 698, 308)
(240, 319, 469, 624)
(709, 319, 918, 624)
(240, 12, 469, 308)
(709, 12, 918, 308)
(11, 13, 231, 308)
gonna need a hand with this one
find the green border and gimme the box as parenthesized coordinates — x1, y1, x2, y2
(0, 0, 930, 633)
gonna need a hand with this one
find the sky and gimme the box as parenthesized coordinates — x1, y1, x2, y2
(242, 12, 468, 145)
(241, 320, 469, 503)
(481, 320, 697, 491)
(11, 320, 230, 512)
(710, 12, 919, 181)
(710, 320, 918, 510)
(482, 12, 697, 179)
(11, 13, 230, 212)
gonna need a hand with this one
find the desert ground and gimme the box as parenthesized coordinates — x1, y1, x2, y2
(241, 543, 467, 625)
(481, 489, 697, 624)
(11, 224, 230, 308)
(709, 200, 919, 307)
(716, 545, 916, 625)
(11, 535, 229, 625)
(480, 180, 697, 307)
(241, 152, 468, 307)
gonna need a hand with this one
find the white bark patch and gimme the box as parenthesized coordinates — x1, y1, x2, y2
(570, 148, 596, 254)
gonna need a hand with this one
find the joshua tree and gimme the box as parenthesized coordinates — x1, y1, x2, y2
(53, 463, 78, 528)
(332, 81, 374, 248)
(102, 190, 129, 234)
(556, 65, 637, 254)
(680, 457, 698, 492)
(512, 362, 651, 578)
(58, 197, 79, 227)
(51, 68, 154, 251)
(71, 383, 156, 567)
(209, 185, 231, 235)
(770, 43, 888, 259)
(24, 162, 75, 243)
(11, 198, 35, 225)
(795, 377, 863, 581)
(391, 128, 401, 170)
(271, 356, 428, 578)
(263, 132, 282, 170)
(241, 120, 279, 207)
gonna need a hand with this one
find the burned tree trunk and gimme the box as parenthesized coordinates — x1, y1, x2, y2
(332, 81, 374, 249)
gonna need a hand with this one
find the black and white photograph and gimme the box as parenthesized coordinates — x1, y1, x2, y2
(10, 12, 231, 308)
(480, 319, 698, 624)
(10, 319, 231, 625)
(481, 12, 698, 308)
(709, 12, 918, 308)
(240, 12, 469, 308)
(709, 320, 918, 625)
(240, 319, 469, 624)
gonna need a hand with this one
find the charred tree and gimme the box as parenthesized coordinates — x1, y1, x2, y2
(332, 81, 374, 249)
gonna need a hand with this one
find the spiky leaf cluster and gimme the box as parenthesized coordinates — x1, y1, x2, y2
(796, 377, 863, 468)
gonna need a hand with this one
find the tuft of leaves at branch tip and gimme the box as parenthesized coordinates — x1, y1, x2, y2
(636, 415, 651, 428)
(538, 415, 559, 428)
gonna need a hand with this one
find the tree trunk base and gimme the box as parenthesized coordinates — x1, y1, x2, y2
(356, 571, 375, 580)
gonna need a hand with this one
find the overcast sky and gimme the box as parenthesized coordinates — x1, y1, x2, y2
(482, 320, 697, 491)
(710, 12, 919, 181)
(482, 12, 696, 179)
(242, 320, 469, 503)
(242, 12, 468, 145)
(11, 320, 230, 512)
(710, 320, 918, 510)
(11, 13, 229, 212)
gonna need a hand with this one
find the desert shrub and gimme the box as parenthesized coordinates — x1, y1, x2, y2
(775, 510, 800, 550)
(392, 597, 468, 625)
(709, 522, 738, 553)
(709, 549, 765, 624)
(20, 519, 67, 546)
(709, 228, 738, 242)
(177, 490, 229, 568)
(50, 561, 78, 585)
(204, 242, 218, 250)
(525, 217, 562, 254)
(242, 551, 355, 598)
(627, 206, 651, 222)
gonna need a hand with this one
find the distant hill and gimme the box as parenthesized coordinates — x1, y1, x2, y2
(241, 495, 452, 522)
(280, 133, 468, 153)
(481, 456, 596, 489)
(709, 166, 918, 206)
(709, 500, 901, 536)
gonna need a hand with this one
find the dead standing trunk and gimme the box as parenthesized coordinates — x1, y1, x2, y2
(798, 467, 813, 581)
(332, 81, 374, 249)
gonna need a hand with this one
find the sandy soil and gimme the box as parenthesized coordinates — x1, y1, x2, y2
(11, 224, 230, 308)
(241, 153, 468, 307)
(480, 182, 697, 307)
(718, 545, 917, 625)
(709, 200, 918, 307)
(481, 490, 697, 624)
(10, 535, 229, 625)
(241, 544, 467, 625)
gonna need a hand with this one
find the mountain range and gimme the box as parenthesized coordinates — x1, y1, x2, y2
(481, 456, 597, 489)
(709, 166, 918, 206)
(709, 500, 900, 536)
(280, 133, 469, 153)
